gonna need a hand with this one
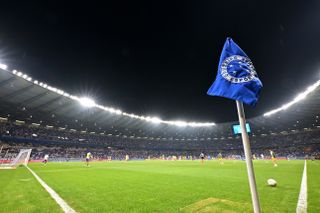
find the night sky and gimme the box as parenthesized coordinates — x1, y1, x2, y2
(1, 1, 320, 123)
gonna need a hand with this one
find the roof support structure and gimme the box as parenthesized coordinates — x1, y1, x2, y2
(20, 91, 50, 106)
(1, 85, 34, 100)
(48, 101, 74, 115)
(0, 77, 16, 87)
(31, 96, 64, 111)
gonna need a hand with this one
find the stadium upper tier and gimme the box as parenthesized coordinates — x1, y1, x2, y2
(0, 66, 319, 141)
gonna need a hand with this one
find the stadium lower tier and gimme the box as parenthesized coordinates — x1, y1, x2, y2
(1, 121, 319, 160)
(1, 141, 318, 161)
(0, 139, 319, 161)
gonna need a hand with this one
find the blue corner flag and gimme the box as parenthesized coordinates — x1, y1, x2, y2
(207, 38, 263, 106)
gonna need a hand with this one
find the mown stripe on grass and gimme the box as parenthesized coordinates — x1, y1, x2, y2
(307, 160, 320, 213)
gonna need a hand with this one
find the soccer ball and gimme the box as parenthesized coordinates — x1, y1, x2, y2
(267, 179, 277, 187)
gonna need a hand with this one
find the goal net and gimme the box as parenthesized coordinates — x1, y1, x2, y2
(0, 149, 32, 169)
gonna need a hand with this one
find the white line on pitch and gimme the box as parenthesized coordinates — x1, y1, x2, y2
(25, 165, 76, 213)
(296, 160, 307, 213)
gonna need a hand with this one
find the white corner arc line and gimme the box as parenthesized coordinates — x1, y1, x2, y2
(296, 160, 307, 213)
(25, 165, 76, 213)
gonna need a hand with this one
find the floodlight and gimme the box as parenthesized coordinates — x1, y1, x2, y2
(294, 93, 306, 102)
(63, 93, 70, 97)
(0, 63, 8, 70)
(79, 97, 96, 108)
(150, 117, 161, 124)
(173, 121, 187, 127)
(264, 79, 320, 116)
(96, 104, 104, 110)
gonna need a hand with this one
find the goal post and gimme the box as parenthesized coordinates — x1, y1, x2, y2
(0, 149, 32, 169)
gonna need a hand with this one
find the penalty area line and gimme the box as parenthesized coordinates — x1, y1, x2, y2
(25, 165, 76, 213)
(296, 160, 307, 213)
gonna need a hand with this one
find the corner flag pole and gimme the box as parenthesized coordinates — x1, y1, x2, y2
(236, 100, 261, 213)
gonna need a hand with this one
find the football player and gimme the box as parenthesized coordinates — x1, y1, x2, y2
(43, 154, 49, 165)
(86, 152, 93, 166)
(200, 152, 205, 164)
(269, 150, 278, 167)
(217, 152, 223, 164)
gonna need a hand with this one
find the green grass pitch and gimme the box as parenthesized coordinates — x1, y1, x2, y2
(0, 160, 319, 213)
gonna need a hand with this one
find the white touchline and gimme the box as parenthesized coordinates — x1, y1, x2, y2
(296, 160, 307, 213)
(25, 165, 76, 213)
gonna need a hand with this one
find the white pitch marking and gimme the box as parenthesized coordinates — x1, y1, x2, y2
(26, 165, 76, 213)
(296, 160, 307, 213)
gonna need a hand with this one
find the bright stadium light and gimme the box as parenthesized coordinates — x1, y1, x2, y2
(150, 117, 161, 124)
(0, 63, 8, 70)
(63, 93, 70, 97)
(173, 121, 188, 127)
(108, 108, 116, 113)
(57, 90, 64, 95)
(115, 109, 122, 115)
(70, 95, 77, 100)
(78, 97, 96, 108)
(264, 80, 320, 116)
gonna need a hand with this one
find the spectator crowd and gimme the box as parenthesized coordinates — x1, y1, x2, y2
(1, 121, 319, 161)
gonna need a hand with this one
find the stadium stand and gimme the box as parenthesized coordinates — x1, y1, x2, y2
(0, 67, 320, 161)
(0, 119, 319, 161)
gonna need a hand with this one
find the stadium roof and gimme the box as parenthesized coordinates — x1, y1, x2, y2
(0, 65, 319, 140)
(0, 66, 216, 127)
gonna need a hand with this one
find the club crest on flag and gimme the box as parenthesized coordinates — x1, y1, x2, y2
(220, 55, 257, 84)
